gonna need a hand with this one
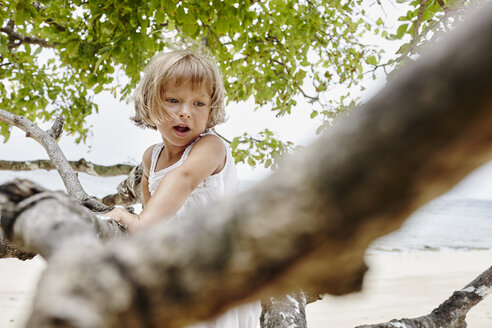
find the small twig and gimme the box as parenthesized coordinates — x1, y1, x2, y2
(413, 0, 429, 45)
(295, 83, 319, 102)
(211, 128, 232, 144)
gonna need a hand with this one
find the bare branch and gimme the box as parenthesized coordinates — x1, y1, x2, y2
(0, 109, 110, 212)
(0, 159, 135, 177)
(211, 128, 232, 144)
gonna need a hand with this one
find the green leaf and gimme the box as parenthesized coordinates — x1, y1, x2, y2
(215, 15, 229, 34)
(396, 23, 409, 39)
(66, 41, 79, 58)
(365, 55, 377, 66)
(247, 157, 256, 167)
(176, 6, 186, 24)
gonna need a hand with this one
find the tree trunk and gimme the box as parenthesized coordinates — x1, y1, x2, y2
(260, 291, 307, 328)
(2, 3, 492, 328)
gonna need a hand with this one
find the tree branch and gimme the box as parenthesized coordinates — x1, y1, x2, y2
(0, 159, 135, 177)
(101, 165, 143, 206)
(413, 0, 429, 44)
(0, 228, 36, 260)
(0, 109, 110, 212)
(0, 179, 125, 260)
(1, 20, 57, 49)
(46, 115, 64, 140)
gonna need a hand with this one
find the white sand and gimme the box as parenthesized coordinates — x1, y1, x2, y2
(1, 251, 491, 327)
(0, 256, 46, 328)
(307, 250, 492, 327)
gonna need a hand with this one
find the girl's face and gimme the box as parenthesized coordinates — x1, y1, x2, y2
(155, 81, 211, 150)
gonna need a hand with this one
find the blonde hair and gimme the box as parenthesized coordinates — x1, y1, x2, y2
(132, 49, 226, 129)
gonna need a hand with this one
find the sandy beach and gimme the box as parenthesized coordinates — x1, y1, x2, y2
(1, 250, 490, 328)
(307, 249, 492, 328)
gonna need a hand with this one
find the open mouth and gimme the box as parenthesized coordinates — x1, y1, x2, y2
(173, 125, 190, 133)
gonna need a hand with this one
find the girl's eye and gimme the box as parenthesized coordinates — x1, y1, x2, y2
(167, 98, 179, 103)
(194, 101, 205, 107)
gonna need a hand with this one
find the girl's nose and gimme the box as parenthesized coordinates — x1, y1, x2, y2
(179, 105, 191, 119)
(179, 111, 191, 119)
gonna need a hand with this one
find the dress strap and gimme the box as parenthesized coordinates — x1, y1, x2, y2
(150, 143, 164, 174)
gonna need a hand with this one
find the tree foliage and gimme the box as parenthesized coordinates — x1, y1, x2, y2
(0, 0, 479, 166)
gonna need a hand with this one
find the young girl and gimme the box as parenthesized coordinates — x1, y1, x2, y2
(106, 49, 261, 327)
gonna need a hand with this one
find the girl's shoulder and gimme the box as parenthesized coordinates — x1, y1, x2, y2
(186, 134, 226, 175)
(142, 143, 162, 173)
(190, 133, 225, 155)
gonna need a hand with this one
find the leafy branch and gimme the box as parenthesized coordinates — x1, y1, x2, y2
(1, 20, 57, 49)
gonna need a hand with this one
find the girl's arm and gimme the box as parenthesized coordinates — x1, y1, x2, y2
(103, 144, 154, 228)
(108, 135, 226, 232)
(138, 135, 226, 228)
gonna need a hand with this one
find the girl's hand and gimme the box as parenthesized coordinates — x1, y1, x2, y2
(104, 208, 140, 232)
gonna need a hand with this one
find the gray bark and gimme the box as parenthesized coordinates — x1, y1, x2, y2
(101, 165, 144, 206)
(0, 111, 110, 212)
(0, 159, 135, 177)
(2, 3, 492, 328)
(0, 179, 126, 260)
(356, 265, 492, 328)
(260, 291, 307, 328)
(0, 228, 35, 260)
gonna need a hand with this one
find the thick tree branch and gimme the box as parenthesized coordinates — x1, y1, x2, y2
(0, 109, 110, 212)
(356, 265, 492, 328)
(0, 179, 125, 260)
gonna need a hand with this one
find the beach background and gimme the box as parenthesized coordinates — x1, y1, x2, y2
(1, 159, 492, 327)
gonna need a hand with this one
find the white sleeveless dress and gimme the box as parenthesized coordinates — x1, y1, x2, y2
(147, 133, 261, 328)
